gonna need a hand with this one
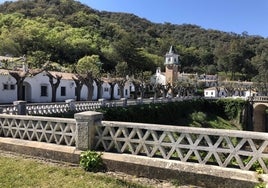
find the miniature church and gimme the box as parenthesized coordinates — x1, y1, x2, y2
(151, 46, 180, 86)
(164, 46, 180, 85)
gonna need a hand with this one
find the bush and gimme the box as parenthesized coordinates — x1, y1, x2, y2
(80, 150, 103, 172)
(98, 98, 247, 129)
(191, 111, 207, 123)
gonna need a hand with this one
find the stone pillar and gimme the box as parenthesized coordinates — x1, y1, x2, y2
(121, 98, 127, 107)
(74, 111, 103, 150)
(13, 100, 27, 115)
(150, 97, 155, 103)
(65, 99, 75, 111)
(136, 97, 143, 105)
(98, 98, 106, 107)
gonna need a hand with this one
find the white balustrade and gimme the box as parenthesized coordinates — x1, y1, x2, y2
(95, 121, 268, 173)
(253, 96, 268, 102)
(0, 114, 76, 146)
(2, 110, 268, 173)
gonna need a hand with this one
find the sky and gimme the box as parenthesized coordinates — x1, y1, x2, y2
(0, 0, 267, 38)
(79, 0, 268, 38)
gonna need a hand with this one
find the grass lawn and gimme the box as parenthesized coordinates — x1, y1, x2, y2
(0, 153, 150, 188)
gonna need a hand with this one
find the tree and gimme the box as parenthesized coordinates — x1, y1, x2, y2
(75, 55, 102, 101)
(106, 73, 117, 100)
(115, 61, 129, 98)
(9, 57, 47, 100)
(129, 71, 152, 99)
(252, 52, 268, 95)
(112, 33, 148, 75)
(72, 75, 83, 101)
(45, 71, 62, 102)
(27, 51, 51, 69)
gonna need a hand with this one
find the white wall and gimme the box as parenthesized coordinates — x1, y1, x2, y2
(113, 82, 131, 99)
(0, 70, 136, 103)
(204, 89, 217, 98)
(0, 74, 17, 104)
(25, 72, 101, 102)
(101, 82, 111, 100)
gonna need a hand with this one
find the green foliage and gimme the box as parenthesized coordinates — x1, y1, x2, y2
(191, 111, 207, 123)
(80, 150, 104, 172)
(215, 98, 246, 120)
(76, 55, 101, 75)
(254, 183, 266, 188)
(0, 0, 267, 81)
(98, 99, 246, 129)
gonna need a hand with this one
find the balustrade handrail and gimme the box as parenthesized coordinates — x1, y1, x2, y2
(0, 114, 76, 146)
(0, 97, 191, 115)
(95, 120, 268, 173)
(1, 111, 268, 173)
(252, 96, 268, 102)
(2, 95, 268, 116)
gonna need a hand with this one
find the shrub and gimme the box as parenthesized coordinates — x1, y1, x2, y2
(80, 150, 103, 172)
(191, 111, 207, 123)
(98, 98, 246, 129)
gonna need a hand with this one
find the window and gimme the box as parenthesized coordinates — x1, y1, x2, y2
(10, 84, 15, 90)
(211, 92, 213, 95)
(2, 84, 16, 90)
(125, 89, 128, 96)
(117, 89, 120, 96)
(205, 92, 208, 95)
(3, 84, 8, 90)
(104, 87, 109, 92)
(61, 86, 66, 96)
(41, 85, 48, 97)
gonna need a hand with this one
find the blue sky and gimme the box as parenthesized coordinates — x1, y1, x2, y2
(0, 0, 267, 38)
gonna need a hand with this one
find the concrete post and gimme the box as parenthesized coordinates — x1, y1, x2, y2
(136, 97, 143, 105)
(74, 111, 103, 150)
(98, 98, 106, 107)
(13, 100, 27, 115)
(121, 98, 127, 107)
(150, 97, 155, 103)
(65, 99, 75, 111)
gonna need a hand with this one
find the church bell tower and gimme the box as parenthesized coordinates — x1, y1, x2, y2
(164, 46, 179, 85)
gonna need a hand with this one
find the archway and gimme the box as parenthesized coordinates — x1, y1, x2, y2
(253, 104, 268, 132)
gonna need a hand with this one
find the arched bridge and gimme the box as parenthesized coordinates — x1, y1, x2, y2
(251, 96, 268, 132)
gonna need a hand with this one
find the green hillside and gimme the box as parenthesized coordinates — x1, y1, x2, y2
(0, 0, 268, 83)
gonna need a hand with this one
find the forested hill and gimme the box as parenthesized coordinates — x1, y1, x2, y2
(0, 0, 268, 82)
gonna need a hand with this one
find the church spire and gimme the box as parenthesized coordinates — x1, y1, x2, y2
(169, 45, 175, 53)
(164, 46, 179, 85)
(164, 46, 179, 65)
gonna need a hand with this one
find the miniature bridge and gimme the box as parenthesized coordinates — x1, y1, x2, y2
(251, 96, 268, 132)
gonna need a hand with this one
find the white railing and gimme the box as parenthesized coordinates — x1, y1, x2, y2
(252, 96, 268, 102)
(27, 102, 69, 115)
(0, 97, 195, 115)
(0, 104, 18, 114)
(95, 121, 268, 173)
(75, 101, 102, 112)
(2, 110, 268, 173)
(0, 114, 76, 146)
